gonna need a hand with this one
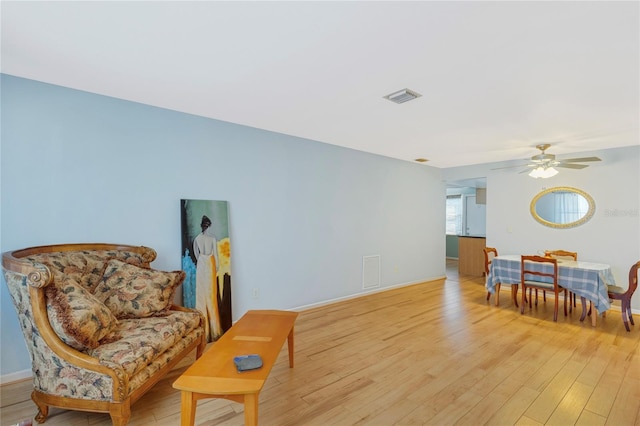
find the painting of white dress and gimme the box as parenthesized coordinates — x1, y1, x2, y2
(181, 199, 231, 342)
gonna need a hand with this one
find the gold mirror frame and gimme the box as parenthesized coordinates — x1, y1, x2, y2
(530, 186, 595, 229)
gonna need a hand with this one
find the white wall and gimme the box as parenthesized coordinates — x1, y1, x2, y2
(0, 75, 446, 379)
(443, 145, 640, 310)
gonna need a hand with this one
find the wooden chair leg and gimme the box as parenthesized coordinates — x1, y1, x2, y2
(511, 284, 519, 308)
(621, 300, 631, 332)
(563, 289, 568, 316)
(495, 283, 501, 306)
(110, 402, 131, 426)
(579, 296, 587, 322)
(568, 291, 572, 313)
(32, 393, 49, 424)
(625, 297, 634, 326)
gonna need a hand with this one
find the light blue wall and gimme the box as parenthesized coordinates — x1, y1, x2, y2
(0, 75, 446, 378)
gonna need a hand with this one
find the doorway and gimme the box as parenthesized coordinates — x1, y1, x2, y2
(464, 194, 486, 237)
(445, 178, 487, 261)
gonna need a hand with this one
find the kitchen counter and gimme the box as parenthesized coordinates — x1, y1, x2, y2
(458, 236, 486, 276)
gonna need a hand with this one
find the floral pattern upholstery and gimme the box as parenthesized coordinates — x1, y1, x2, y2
(94, 259, 185, 319)
(45, 277, 119, 350)
(2, 246, 205, 407)
(89, 311, 201, 378)
(3, 269, 117, 401)
(27, 250, 149, 293)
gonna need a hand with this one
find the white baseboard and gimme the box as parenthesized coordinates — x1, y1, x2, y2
(0, 369, 31, 386)
(291, 275, 446, 312)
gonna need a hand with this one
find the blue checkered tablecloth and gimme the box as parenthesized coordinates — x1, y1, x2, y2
(486, 255, 613, 312)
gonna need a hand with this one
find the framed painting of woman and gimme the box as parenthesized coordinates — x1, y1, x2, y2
(181, 199, 232, 341)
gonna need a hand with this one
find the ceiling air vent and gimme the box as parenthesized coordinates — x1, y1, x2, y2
(383, 88, 421, 104)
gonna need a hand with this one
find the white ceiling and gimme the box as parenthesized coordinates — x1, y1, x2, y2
(2, 1, 638, 168)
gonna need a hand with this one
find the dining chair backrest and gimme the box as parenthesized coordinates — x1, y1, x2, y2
(626, 261, 639, 296)
(606, 260, 639, 331)
(483, 247, 515, 306)
(521, 255, 558, 286)
(483, 247, 498, 275)
(544, 250, 577, 261)
(521, 255, 565, 321)
(545, 250, 578, 309)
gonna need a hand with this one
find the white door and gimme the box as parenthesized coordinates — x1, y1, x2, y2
(464, 195, 486, 236)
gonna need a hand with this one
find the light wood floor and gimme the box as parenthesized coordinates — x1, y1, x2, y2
(2, 260, 639, 426)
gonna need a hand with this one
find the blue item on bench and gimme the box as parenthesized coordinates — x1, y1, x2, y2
(233, 354, 263, 372)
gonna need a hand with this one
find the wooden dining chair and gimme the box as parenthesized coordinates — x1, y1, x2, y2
(484, 247, 497, 302)
(545, 250, 578, 311)
(484, 247, 518, 307)
(606, 260, 639, 332)
(521, 255, 567, 322)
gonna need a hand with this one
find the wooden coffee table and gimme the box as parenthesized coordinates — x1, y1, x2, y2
(173, 310, 298, 426)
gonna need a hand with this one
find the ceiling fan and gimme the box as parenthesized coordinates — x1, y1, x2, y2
(492, 144, 601, 178)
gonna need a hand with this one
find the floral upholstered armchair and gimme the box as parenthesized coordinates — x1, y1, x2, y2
(2, 243, 206, 425)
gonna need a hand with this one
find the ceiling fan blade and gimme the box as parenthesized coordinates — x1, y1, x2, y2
(491, 163, 530, 170)
(555, 163, 589, 169)
(558, 156, 601, 163)
(518, 168, 532, 174)
(493, 144, 604, 175)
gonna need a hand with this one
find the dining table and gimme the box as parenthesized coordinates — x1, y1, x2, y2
(486, 254, 614, 326)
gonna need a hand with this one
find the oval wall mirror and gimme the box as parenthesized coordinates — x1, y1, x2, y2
(530, 186, 595, 228)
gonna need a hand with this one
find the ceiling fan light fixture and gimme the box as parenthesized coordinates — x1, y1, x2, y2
(384, 88, 421, 104)
(492, 143, 601, 175)
(529, 166, 558, 179)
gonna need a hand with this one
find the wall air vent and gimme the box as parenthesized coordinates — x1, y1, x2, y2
(362, 255, 380, 289)
(383, 88, 422, 104)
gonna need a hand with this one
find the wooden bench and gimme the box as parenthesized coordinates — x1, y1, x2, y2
(173, 309, 298, 425)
